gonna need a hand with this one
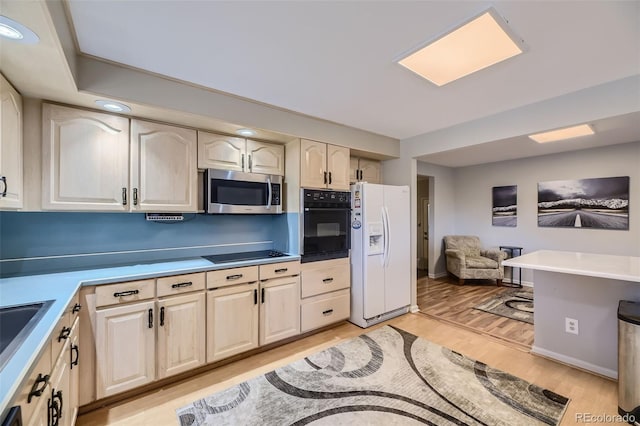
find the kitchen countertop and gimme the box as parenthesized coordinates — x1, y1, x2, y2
(503, 250, 640, 282)
(0, 254, 300, 419)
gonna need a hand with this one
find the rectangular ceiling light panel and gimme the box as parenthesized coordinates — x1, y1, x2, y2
(529, 124, 595, 143)
(398, 8, 524, 86)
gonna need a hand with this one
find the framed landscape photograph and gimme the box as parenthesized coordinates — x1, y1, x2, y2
(492, 185, 517, 227)
(537, 176, 629, 229)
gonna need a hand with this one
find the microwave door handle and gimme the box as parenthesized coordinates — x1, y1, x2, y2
(266, 177, 272, 209)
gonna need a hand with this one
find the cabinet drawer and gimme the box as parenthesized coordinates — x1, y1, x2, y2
(51, 310, 72, 362)
(16, 341, 52, 425)
(207, 266, 259, 289)
(259, 261, 300, 280)
(300, 289, 350, 333)
(95, 279, 155, 308)
(301, 265, 350, 298)
(157, 272, 205, 297)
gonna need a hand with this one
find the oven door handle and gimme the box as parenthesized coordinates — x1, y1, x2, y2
(266, 177, 272, 209)
(303, 208, 351, 212)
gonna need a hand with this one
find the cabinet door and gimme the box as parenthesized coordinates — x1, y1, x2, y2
(259, 276, 300, 346)
(131, 120, 198, 212)
(300, 139, 327, 189)
(68, 320, 80, 426)
(49, 340, 70, 426)
(0, 74, 23, 209)
(359, 159, 381, 184)
(327, 144, 350, 190)
(197, 131, 245, 171)
(246, 140, 284, 176)
(349, 157, 359, 184)
(207, 283, 259, 363)
(42, 104, 130, 211)
(157, 292, 206, 379)
(95, 301, 155, 398)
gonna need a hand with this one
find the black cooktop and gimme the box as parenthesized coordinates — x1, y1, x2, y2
(202, 250, 286, 264)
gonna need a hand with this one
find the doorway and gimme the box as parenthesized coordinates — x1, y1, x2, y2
(416, 175, 431, 278)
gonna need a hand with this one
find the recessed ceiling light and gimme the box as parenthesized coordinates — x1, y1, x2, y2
(397, 7, 524, 86)
(0, 16, 39, 44)
(236, 129, 256, 137)
(95, 100, 131, 113)
(529, 124, 595, 143)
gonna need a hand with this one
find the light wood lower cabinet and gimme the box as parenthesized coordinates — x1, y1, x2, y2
(259, 276, 300, 345)
(207, 283, 259, 363)
(300, 258, 351, 332)
(95, 300, 156, 399)
(206, 262, 301, 363)
(157, 292, 206, 379)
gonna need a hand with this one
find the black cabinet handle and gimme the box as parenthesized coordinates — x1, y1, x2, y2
(241, 153, 245, 170)
(133, 187, 138, 206)
(322, 309, 334, 316)
(148, 308, 153, 329)
(323, 171, 327, 184)
(58, 327, 71, 342)
(226, 274, 243, 280)
(49, 389, 62, 426)
(248, 154, 252, 171)
(328, 172, 332, 184)
(171, 281, 193, 289)
(160, 306, 165, 327)
(0, 176, 6, 198)
(28, 373, 49, 403)
(70, 344, 79, 368)
(122, 187, 127, 205)
(113, 290, 139, 298)
(261, 288, 265, 304)
(254, 289, 258, 305)
(72, 303, 81, 313)
(274, 268, 288, 273)
(322, 278, 334, 283)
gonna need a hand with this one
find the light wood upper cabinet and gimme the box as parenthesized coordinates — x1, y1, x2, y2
(42, 104, 130, 211)
(300, 139, 349, 190)
(157, 292, 206, 379)
(197, 132, 245, 171)
(351, 157, 382, 184)
(326, 145, 350, 190)
(131, 120, 198, 212)
(95, 300, 156, 398)
(246, 140, 284, 175)
(198, 131, 284, 176)
(0, 74, 23, 209)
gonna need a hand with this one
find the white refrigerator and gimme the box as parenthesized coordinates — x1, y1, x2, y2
(349, 182, 411, 328)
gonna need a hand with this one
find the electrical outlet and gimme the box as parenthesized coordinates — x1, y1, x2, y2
(565, 317, 579, 335)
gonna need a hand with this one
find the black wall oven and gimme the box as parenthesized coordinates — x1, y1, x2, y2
(300, 189, 351, 263)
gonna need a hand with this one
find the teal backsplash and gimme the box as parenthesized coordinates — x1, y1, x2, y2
(0, 212, 299, 277)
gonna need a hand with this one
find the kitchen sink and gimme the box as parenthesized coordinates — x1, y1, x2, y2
(0, 300, 54, 371)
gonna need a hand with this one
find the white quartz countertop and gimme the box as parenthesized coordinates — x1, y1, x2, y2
(503, 250, 640, 283)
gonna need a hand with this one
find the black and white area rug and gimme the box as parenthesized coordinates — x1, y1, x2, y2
(177, 325, 568, 425)
(474, 289, 534, 324)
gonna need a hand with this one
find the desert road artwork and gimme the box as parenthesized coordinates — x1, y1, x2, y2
(538, 176, 629, 230)
(492, 185, 517, 227)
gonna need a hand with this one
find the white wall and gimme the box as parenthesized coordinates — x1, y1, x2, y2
(452, 141, 640, 283)
(416, 162, 456, 277)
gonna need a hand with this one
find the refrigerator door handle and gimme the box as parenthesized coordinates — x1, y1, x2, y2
(382, 206, 390, 268)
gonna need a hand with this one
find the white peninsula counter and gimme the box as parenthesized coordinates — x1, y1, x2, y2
(503, 250, 640, 378)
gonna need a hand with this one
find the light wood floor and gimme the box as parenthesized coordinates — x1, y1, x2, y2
(417, 274, 535, 348)
(77, 313, 617, 426)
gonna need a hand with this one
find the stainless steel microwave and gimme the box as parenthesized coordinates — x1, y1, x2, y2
(204, 169, 282, 214)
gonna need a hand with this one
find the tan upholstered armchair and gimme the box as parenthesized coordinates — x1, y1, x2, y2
(443, 235, 507, 285)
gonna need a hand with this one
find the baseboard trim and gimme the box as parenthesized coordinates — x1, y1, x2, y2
(531, 345, 617, 379)
(429, 271, 448, 279)
(409, 304, 420, 313)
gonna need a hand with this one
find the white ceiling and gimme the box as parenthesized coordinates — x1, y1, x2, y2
(66, 1, 640, 140)
(0, 1, 639, 166)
